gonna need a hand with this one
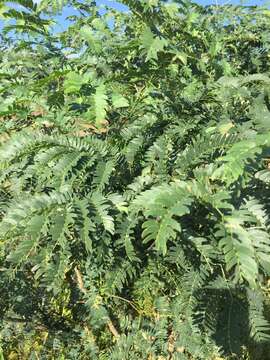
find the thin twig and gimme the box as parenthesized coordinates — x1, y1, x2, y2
(107, 293, 141, 313)
(74, 266, 87, 294)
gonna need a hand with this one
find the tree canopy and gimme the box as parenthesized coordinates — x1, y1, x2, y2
(1, 0, 270, 359)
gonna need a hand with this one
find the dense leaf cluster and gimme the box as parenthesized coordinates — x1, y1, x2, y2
(1, 0, 270, 358)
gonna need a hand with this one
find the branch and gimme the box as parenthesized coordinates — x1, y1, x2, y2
(107, 319, 120, 339)
(74, 266, 120, 339)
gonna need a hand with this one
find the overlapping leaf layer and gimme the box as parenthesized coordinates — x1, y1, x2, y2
(1, 0, 270, 358)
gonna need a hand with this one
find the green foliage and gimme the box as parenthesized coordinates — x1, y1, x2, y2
(1, 0, 270, 359)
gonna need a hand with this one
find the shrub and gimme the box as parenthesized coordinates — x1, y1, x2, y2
(1, 0, 270, 358)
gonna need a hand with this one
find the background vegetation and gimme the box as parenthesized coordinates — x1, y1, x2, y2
(1, 0, 270, 358)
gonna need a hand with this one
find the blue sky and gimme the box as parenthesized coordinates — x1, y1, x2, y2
(53, 0, 266, 31)
(95, 0, 265, 8)
(95, 0, 264, 7)
(1, 0, 267, 33)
